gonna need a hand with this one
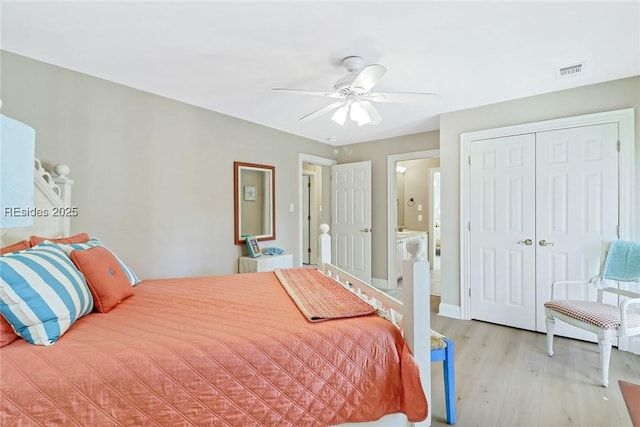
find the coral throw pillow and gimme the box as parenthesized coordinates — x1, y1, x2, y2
(1, 240, 30, 254)
(0, 316, 18, 347)
(58, 238, 140, 286)
(70, 246, 134, 313)
(29, 232, 90, 247)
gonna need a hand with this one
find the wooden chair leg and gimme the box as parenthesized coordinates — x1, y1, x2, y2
(598, 338, 612, 387)
(443, 338, 456, 424)
(545, 315, 555, 356)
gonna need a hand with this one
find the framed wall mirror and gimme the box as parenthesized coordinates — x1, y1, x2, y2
(234, 161, 275, 244)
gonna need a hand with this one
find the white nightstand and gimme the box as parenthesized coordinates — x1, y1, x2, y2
(238, 253, 293, 273)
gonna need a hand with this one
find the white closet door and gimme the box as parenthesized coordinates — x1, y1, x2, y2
(535, 123, 619, 339)
(469, 123, 619, 337)
(470, 134, 537, 330)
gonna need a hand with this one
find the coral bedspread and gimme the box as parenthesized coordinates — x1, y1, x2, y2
(1, 272, 427, 426)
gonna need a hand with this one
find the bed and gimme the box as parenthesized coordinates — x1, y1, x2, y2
(0, 160, 431, 426)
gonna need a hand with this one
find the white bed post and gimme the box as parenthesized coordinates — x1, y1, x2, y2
(403, 238, 431, 427)
(52, 164, 73, 207)
(52, 164, 73, 236)
(318, 223, 331, 266)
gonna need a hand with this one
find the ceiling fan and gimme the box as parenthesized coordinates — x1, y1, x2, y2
(273, 56, 438, 126)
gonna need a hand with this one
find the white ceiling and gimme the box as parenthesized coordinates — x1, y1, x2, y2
(2, 1, 639, 146)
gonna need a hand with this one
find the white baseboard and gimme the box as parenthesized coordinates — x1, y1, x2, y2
(620, 336, 640, 355)
(371, 278, 390, 289)
(438, 302, 461, 319)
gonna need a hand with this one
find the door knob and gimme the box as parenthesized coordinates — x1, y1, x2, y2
(360, 228, 370, 233)
(517, 239, 533, 246)
(539, 239, 555, 247)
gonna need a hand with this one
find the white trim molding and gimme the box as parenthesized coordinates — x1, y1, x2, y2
(438, 302, 462, 319)
(371, 277, 389, 289)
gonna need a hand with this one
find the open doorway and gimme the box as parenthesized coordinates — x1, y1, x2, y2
(429, 167, 441, 295)
(387, 150, 440, 293)
(298, 154, 335, 267)
(302, 167, 318, 265)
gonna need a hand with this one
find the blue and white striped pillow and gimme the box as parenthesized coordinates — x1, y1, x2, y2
(0, 242, 94, 345)
(57, 238, 140, 286)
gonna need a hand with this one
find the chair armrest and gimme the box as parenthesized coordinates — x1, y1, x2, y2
(550, 278, 596, 300)
(620, 297, 640, 334)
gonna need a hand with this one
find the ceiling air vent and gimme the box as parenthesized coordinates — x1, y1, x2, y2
(556, 62, 585, 78)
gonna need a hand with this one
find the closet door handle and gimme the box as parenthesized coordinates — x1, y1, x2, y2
(539, 240, 555, 247)
(360, 228, 371, 233)
(517, 239, 533, 246)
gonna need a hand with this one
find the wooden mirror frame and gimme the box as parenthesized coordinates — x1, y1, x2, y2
(234, 161, 276, 244)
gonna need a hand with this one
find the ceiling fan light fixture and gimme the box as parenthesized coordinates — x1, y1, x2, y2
(356, 115, 370, 126)
(350, 101, 371, 126)
(274, 56, 438, 126)
(359, 100, 382, 125)
(331, 104, 349, 125)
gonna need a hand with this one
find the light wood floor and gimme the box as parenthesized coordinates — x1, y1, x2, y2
(426, 295, 640, 426)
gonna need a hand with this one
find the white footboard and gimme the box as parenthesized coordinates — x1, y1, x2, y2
(323, 262, 404, 325)
(319, 225, 431, 427)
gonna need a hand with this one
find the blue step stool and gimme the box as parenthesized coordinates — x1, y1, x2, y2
(431, 330, 456, 424)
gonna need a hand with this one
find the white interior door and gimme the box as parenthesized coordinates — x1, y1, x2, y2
(535, 123, 619, 340)
(470, 134, 537, 330)
(331, 161, 372, 283)
(469, 123, 620, 340)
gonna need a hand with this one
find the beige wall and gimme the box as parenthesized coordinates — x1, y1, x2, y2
(439, 76, 640, 310)
(336, 131, 440, 281)
(396, 173, 404, 227)
(1, 51, 336, 279)
(402, 158, 439, 232)
(6, 51, 635, 297)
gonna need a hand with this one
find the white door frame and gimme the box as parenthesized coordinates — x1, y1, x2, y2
(460, 109, 636, 326)
(387, 150, 440, 288)
(298, 153, 336, 267)
(428, 167, 440, 270)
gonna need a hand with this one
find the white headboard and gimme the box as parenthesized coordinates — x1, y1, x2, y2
(1, 159, 74, 247)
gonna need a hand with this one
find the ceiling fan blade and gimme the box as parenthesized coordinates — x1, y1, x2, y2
(359, 101, 382, 125)
(350, 64, 386, 93)
(299, 101, 345, 121)
(273, 88, 343, 99)
(366, 91, 439, 104)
